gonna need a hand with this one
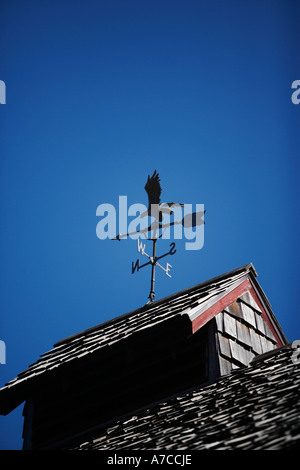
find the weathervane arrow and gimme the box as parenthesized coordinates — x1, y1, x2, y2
(112, 211, 205, 240)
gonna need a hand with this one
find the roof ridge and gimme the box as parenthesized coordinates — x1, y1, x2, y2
(54, 263, 256, 347)
(250, 342, 296, 364)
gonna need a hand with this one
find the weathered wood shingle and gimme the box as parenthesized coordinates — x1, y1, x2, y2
(0, 263, 287, 417)
(69, 345, 300, 451)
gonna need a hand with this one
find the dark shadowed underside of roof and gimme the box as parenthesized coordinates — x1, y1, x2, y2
(68, 345, 300, 451)
(1, 264, 258, 401)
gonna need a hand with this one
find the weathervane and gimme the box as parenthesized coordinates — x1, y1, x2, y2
(113, 170, 205, 302)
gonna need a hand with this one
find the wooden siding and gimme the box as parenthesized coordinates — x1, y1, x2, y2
(191, 281, 283, 348)
(216, 294, 277, 375)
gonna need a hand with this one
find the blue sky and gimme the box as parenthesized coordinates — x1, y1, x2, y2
(0, 0, 299, 449)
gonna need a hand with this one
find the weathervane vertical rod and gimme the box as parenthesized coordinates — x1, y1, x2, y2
(149, 238, 157, 301)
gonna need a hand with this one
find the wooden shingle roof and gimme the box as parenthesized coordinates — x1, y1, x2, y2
(0, 263, 287, 415)
(69, 344, 300, 451)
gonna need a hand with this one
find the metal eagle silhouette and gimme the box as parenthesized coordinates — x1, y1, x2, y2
(113, 170, 201, 240)
(142, 170, 184, 223)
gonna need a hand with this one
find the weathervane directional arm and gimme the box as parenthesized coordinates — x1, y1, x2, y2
(155, 242, 176, 261)
(131, 238, 176, 302)
(132, 258, 152, 274)
(155, 260, 172, 278)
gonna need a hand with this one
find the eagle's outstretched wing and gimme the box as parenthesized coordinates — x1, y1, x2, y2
(144, 170, 162, 209)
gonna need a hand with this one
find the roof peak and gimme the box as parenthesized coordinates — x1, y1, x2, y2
(54, 263, 257, 347)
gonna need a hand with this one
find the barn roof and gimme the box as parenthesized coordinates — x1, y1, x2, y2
(0, 263, 287, 415)
(69, 344, 300, 451)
